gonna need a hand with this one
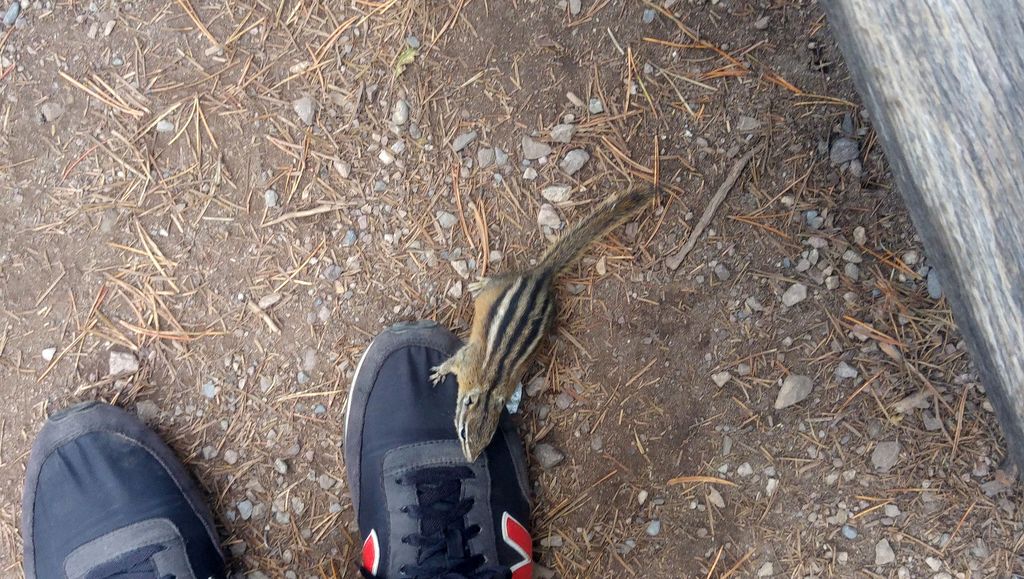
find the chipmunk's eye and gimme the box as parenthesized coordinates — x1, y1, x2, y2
(464, 397, 474, 407)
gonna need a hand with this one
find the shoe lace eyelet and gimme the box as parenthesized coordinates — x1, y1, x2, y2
(395, 477, 402, 484)
(399, 565, 408, 575)
(400, 506, 409, 513)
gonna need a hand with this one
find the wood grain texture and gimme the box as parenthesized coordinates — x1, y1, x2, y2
(823, 1, 1024, 468)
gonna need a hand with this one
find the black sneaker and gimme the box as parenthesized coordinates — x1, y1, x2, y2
(345, 321, 533, 578)
(22, 401, 225, 579)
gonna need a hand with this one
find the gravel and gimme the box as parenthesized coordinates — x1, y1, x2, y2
(40, 102, 64, 123)
(41, 347, 56, 361)
(238, 500, 254, 520)
(736, 116, 761, 133)
(224, 449, 239, 465)
(842, 525, 858, 540)
(392, 99, 409, 125)
(3, 1, 19, 27)
(494, 148, 509, 165)
(711, 371, 731, 387)
(436, 210, 458, 229)
(927, 268, 942, 299)
(757, 562, 774, 577)
(264, 189, 279, 208)
(274, 458, 289, 474)
(774, 374, 813, 409)
(781, 283, 808, 306)
(754, 15, 770, 30)
(645, 520, 662, 536)
(853, 226, 867, 245)
(541, 185, 572, 203)
(713, 263, 731, 281)
(641, 8, 656, 23)
(521, 135, 552, 160)
(707, 487, 725, 508)
(109, 350, 139, 376)
(835, 361, 859, 380)
(588, 98, 604, 114)
(844, 263, 861, 281)
(569, 0, 581, 16)
(830, 137, 860, 165)
(318, 474, 335, 490)
(549, 123, 576, 143)
(477, 147, 495, 168)
(736, 462, 754, 477)
(135, 400, 159, 422)
(451, 131, 477, 152)
(537, 204, 562, 229)
(534, 443, 565, 469)
(871, 441, 901, 472)
(875, 538, 896, 565)
(292, 96, 317, 125)
(156, 119, 175, 133)
(201, 381, 218, 399)
(559, 148, 590, 175)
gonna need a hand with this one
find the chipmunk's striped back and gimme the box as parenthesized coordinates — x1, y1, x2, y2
(433, 186, 656, 462)
(477, 272, 555, 410)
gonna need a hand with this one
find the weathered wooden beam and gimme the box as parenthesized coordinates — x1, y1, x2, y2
(822, 1, 1024, 469)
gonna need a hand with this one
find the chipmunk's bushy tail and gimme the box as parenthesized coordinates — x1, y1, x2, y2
(538, 187, 654, 274)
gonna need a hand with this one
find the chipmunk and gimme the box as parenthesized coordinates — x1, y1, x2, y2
(430, 187, 655, 462)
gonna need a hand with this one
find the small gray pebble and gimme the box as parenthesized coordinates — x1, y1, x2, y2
(842, 525, 858, 539)
(274, 458, 289, 474)
(588, 98, 604, 114)
(559, 148, 590, 176)
(237, 500, 254, 520)
(264, 189, 279, 208)
(201, 381, 218, 399)
(451, 131, 477, 152)
(645, 520, 662, 536)
(830, 137, 859, 165)
(534, 444, 565, 469)
(642, 8, 655, 23)
(3, 1, 21, 27)
(927, 268, 942, 299)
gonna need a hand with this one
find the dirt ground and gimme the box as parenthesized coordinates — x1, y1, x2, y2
(1, 0, 1022, 577)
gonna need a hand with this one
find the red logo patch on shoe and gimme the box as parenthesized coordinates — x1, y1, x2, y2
(501, 512, 532, 579)
(362, 529, 380, 575)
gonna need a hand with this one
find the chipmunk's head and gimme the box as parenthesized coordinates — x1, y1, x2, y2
(454, 388, 503, 463)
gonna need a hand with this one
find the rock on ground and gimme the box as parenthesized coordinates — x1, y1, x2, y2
(781, 283, 808, 306)
(537, 204, 562, 229)
(774, 374, 813, 409)
(541, 185, 572, 203)
(871, 441, 901, 472)
(109, 350, 139, 376)
(521, 135, 552, 160)
(534, 444, 565, 469)
(559, 148, 590, 175)
(550, 123, 576, 143)
(292, 96, 317, 125)
(736, 116, 761, 133)
(875, 538, 896, 565)
(452, 131, 477, 152)
(830, 137, 860, 165)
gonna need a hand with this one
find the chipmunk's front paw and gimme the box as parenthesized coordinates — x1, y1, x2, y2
(429, 366, 448, 387)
